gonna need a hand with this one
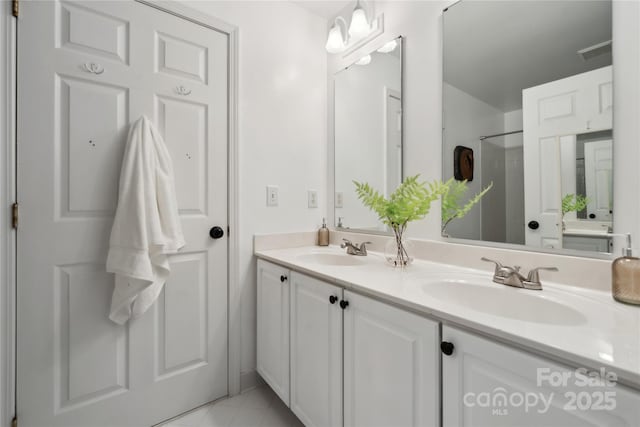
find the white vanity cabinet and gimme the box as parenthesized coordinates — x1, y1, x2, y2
(442, 325, 640, 427)
(289, 271, 343, 427)
(256, 259, 290, 405)
(257, 260, 440, 427)
(343, 290, 440, 427)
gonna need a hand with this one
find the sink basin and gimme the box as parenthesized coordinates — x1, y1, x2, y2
(296, 252, 366, 266)
(422, 279, 588, 326)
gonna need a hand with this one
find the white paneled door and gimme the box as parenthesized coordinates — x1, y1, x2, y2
(522, 66, 612, 249)
(17, 1, 229, 426)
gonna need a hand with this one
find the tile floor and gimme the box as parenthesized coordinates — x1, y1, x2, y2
(159, 386, 304, 427)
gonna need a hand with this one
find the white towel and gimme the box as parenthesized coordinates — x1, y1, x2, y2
(107, 116, 185, 325)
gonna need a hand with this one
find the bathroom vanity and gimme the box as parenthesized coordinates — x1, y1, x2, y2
(255, 244, 640, 427)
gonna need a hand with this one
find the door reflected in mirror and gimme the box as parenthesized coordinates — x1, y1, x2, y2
(334, 37, 403, 232)
(443, 0, 613, 254)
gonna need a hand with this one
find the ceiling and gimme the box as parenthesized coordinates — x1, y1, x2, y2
(291, 1, 351, 19)
(444, 1, 612, 112)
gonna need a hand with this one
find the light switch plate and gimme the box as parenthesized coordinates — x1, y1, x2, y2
(266, 185, 278, 206)
(335, 192, 344, 208)
(307, 190, 318, 208)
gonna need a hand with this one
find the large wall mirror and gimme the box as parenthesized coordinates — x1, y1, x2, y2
(443, 1, 614, 255)
(334, 37, 403, 232)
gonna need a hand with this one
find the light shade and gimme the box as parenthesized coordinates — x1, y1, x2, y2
(377, 39, 397, 54)
(325, 17, 347, 53)
(355, 54, 371, 65)
(348, 6, 370, 39)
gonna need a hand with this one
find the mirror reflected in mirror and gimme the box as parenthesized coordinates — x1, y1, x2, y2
(442, 0, 613, 254)
(334, 37, 403, 232)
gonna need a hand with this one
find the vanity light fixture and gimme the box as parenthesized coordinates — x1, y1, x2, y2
(325, 16, 348, 54)
(355, 54, 371, 65)
(348, 0, 370, 40)
(377, 39, 398, 54)
(326, 1, 375, 53)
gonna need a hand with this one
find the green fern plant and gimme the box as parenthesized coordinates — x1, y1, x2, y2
(562, 194, 590, 217)
(441, 178, 493, 235)
(353, 175, 447, 228)
(353, 175, 447, 266)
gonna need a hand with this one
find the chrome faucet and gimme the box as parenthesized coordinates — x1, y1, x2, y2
(341, 239, 371, 256)
(481, 257, 558, 290)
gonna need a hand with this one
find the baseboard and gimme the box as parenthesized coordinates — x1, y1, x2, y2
(240, 370, 265, 393)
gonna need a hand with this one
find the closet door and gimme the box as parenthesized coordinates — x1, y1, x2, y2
(17, 1, 229, 426)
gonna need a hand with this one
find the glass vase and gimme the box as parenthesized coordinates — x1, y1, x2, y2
(385, 224, 414, 267)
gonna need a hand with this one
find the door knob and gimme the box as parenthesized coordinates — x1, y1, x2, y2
(209, 226, 224, 239)
(527, 220, 539, 230)
(440, 341, 455, 356)
(589, 213, 596, 219)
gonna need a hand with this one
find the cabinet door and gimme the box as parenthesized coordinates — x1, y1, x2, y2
(256, 260, 290, 405)
(343, 291, 440, 427)
(442, 325, 640, 427)
(290, 272, 343, 427)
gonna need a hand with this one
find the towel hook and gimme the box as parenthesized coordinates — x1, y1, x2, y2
(82, 62, 104, 75)
(175, 85, 192, 96)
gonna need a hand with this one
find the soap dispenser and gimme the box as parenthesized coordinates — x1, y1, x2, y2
(612, 234, 640, 305)
(318, 218, 329, 246)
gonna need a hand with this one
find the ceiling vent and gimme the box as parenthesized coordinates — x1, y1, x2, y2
(577, 40, 612, 61)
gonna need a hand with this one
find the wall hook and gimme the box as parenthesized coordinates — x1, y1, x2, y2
(176, 85, 192, 96)
(82, 62, 104, 75)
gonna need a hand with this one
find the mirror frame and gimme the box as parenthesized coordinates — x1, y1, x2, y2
(331, 35, 405, 236)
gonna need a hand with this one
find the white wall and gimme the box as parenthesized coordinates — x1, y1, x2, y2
(183, 1, 327, 382)
(335, 52, 400, 230)
(481, 139, 506, 242)
(611, 0, 640, 255)
(504, 110, 525, 244)
(442, 83, 503, 240)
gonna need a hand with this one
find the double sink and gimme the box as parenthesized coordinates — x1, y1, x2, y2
(295, 249, 587, 326)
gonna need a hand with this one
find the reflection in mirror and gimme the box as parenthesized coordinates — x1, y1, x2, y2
(442, 1, 613, 254)
(334, 37, 402, 232)
(561, 131, 613, 252)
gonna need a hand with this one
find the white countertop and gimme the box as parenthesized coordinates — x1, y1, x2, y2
(255, 245, 640, 387)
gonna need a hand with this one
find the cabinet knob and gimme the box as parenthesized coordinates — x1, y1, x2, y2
(440, 341, 455, 356)
(527, 220, 540, 230)
(280, 275, 287, 283)
(339, 300, 349, 309)
(329, 295, 338, 304)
